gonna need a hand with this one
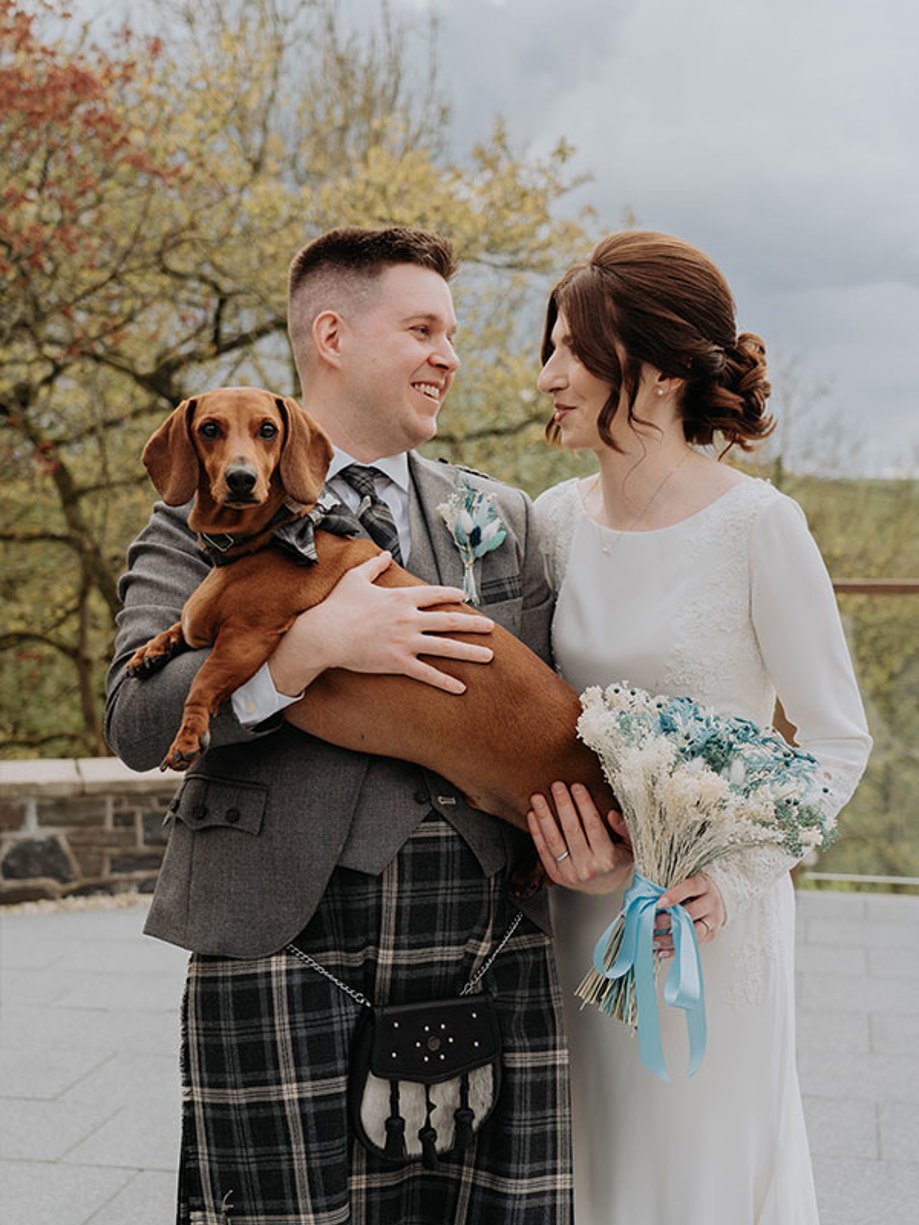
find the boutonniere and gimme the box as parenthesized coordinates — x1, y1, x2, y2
(438, 479, 507, 605)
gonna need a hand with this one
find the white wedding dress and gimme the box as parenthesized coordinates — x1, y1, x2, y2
(534, 475, 871, 1225)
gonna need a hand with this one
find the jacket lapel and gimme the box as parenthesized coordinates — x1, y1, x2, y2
(407, 453, 463, 587)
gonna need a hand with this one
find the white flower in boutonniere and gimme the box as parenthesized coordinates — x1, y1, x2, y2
(438, 479, 507, 605)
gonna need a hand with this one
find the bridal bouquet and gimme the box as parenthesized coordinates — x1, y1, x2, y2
(575, 683, 836, 1080)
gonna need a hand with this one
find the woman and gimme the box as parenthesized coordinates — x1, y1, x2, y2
(527, 232, 872, 1224)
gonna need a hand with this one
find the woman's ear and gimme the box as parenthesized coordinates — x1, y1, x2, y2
(655, 372, 685, 400)
(277, 396, 334, 506)
(141, 399, 200, 504)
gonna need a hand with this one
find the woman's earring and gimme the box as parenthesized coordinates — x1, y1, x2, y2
(656, 387, 664, 397)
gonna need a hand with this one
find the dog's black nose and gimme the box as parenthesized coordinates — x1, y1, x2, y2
(226, 465, 257, 494)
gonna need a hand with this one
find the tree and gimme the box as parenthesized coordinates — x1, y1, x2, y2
(0, 0, 592, 755)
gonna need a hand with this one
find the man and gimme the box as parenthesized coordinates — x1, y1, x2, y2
(105, 227, 571, 1223)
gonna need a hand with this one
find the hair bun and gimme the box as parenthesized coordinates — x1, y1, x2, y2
(688, 331, 773, 451)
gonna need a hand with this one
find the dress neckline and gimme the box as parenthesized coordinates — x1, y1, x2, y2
(574, 474, 756, 537)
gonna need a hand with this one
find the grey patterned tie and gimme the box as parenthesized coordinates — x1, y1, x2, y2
(337, 464, 403, 565)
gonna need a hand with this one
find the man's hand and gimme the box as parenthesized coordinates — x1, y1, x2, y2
(268, 551, 495, 697)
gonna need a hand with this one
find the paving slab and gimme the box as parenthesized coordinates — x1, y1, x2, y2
(871, 1011, 919, 1054)
(802, 1095, 879, 1160)
(83, 1170, 177, 1225)
(797, 1007, 871, 1056)
(62, 1093, 180, 1171)
(0, 1159, 133, 1225)
(0, 1045, 109, 1101)
(812, 1155, 919, 1225)
(878, 1099, 919, 1164)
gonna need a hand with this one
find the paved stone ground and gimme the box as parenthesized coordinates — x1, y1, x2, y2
(1, 890, 917, 1225)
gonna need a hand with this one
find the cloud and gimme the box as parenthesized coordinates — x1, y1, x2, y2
(404, 0, 919, 473)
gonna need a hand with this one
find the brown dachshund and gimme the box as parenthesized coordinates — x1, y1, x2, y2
(127, 386, 617, 832)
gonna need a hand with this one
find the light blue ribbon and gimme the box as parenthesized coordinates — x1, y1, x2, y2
(592, 871, 707, 1081)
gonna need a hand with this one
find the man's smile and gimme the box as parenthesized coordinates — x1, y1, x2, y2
(412, 381, 444, 403)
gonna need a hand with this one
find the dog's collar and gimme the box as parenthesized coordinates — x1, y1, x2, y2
(198, 498, 360, 567)
(197, 501, 306, 563)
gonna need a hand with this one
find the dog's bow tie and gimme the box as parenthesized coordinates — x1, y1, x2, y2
(199, 500, 361, 567)
(271, 501, 361, 565)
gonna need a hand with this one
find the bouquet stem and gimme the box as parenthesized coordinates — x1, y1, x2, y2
(576, 917, 640, 1027)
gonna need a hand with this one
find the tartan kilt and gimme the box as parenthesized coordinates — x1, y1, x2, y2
(179, 815, 572, 1224)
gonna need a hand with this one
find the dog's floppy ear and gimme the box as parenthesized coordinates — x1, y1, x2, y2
(277, 396, 334, 506)
(141, 399, 200, 505)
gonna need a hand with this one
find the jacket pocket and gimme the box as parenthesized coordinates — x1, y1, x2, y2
(170, 775, 267, 836)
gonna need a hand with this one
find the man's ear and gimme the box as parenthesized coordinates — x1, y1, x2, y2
(277, 396, 334, 506)
(141, 399, 200, 504)
(311, 310, 345, 368)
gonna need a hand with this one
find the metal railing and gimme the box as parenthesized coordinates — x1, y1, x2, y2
(794, 579, 919, 891)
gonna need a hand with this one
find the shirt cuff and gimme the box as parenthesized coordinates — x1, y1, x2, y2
(231, 662, 303, 727)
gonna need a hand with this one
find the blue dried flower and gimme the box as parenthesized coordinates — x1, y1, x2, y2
(438, 479, 507, 604)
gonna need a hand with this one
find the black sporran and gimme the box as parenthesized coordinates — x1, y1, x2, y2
(349, 996, 501, 1168)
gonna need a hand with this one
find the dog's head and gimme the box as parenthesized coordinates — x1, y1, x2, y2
(142, 388, 334, 521)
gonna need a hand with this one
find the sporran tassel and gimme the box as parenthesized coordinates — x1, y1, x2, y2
(453, 1072, 475, 1150)
(418, 1084, 439, 1170)
(384, 1079, 407, 1160)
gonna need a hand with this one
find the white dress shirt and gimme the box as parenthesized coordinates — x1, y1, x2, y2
(232, 447, 412, 726)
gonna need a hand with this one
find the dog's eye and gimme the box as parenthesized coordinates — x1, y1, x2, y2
(258, 423, 279, 439)
(198, 422, 220, 439)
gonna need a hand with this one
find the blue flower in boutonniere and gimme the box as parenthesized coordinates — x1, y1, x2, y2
(438, 479, 507, 605)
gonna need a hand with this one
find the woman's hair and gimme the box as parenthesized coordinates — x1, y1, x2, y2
(541, 231, 773, 452)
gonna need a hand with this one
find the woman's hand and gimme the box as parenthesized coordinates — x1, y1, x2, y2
(653, 874, 727, 958)
(527, 782, 632, 895)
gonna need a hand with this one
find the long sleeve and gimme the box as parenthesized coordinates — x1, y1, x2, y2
(517, 488, 556, 667)
(533, 479, 580, 595)
(707, 493, 872, 921)
(104, 500, 283, 771)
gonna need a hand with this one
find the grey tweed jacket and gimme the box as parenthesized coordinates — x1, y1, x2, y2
(104, 452, 555, 957)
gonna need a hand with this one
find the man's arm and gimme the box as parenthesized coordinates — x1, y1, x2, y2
(104, 501, 281, 771)
(105, 505, 496, 771)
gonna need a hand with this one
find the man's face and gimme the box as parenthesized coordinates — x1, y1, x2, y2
(339, 264, 459, 457)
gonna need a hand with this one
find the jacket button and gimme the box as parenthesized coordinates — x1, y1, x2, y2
(192, 804, 207, 822)
(225, 807, 241, 824)
(413, 790, 429, 805)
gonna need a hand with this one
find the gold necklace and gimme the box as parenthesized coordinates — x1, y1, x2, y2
(595, 448, 693, 557)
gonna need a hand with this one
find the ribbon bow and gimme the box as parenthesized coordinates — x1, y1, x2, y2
(591, 872, 707, 1081)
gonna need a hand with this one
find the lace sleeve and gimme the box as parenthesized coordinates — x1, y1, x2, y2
(533, 479, 581, 594)
(705, 847, 798, 925)
(708, 493, 872, 925)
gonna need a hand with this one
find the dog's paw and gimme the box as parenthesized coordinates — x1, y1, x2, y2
(126, 632, 186, 679)
(159, 728, 211, 772)
(510, 856, 548, 899)
(126, 651, 169, 679)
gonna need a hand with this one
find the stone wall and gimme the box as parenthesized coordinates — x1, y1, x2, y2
(0, 758, 177, 904)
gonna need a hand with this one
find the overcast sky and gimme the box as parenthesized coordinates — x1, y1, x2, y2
(77, 0, 917, 475)
(395, 0, 918, 477)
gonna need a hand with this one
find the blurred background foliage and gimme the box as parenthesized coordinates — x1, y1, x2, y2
(1, 0, 915, 881)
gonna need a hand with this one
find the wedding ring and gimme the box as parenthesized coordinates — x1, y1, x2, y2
(697, 917, 712, 935)
(554, 850, 571, 863)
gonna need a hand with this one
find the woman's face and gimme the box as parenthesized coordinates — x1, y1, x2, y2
(537, 312, 614, 452)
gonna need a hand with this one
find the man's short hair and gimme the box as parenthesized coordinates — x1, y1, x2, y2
(287, 226, 457, 366)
